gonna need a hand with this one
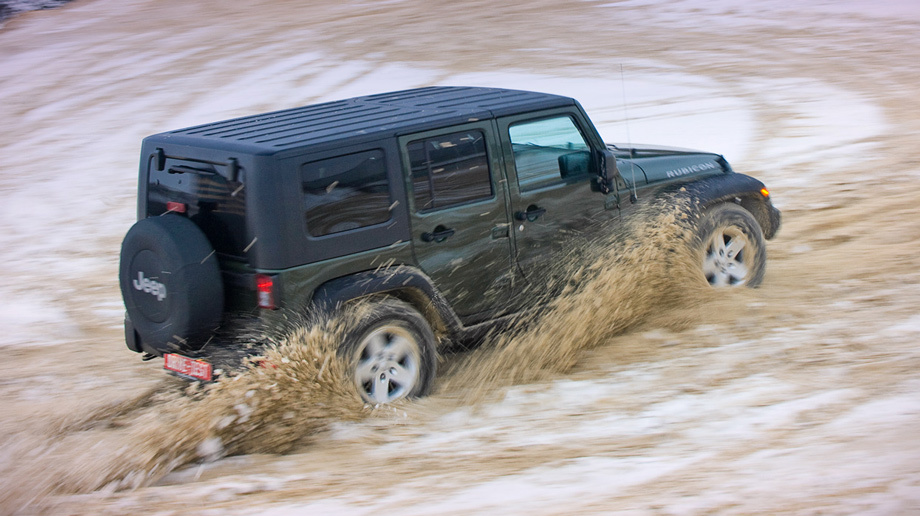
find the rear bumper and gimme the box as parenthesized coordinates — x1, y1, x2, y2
(124, 315, 144, 353)
(126, 313, 266, 379)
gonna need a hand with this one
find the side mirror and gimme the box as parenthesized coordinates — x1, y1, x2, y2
(558, 151, 592, 179)
(593, 149, 619, 194)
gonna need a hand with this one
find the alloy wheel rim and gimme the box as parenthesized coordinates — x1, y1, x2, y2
(703, 225, 750, 286)
(353, 325, 421, 404)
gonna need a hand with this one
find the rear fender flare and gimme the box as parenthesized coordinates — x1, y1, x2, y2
(310, 267, 462, 336)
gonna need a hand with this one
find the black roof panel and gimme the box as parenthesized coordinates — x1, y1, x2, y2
(156, 87, 575, 153)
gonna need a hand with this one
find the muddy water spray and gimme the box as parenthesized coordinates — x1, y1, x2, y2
(0, 195, 707, 511)
(442, 194, 708, 399)
(0, 316, 366, 511)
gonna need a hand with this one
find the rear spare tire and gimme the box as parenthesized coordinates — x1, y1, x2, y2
(119, 215, 223, 353)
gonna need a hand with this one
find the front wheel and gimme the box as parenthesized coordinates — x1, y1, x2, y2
(340, 299, 437, 405)
(696, 203, 767, 287)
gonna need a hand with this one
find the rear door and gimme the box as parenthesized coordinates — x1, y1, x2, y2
(401, 122, 516, 323)
(497, 110, 620, 301)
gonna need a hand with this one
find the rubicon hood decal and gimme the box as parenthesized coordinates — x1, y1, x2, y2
(611, 144, 727, 186)
(662, 160, 720, 179)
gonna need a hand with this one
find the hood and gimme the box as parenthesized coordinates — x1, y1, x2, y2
(608, 143, 731, 186)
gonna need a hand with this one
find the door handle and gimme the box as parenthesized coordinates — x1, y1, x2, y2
(515, 205, 546, 222)
(491, 224, 510, 239)
(421, 225, 455, 243)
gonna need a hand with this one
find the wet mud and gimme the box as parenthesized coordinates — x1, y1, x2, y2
(1, 0, 919, 514)
(1, 199, 705, 511)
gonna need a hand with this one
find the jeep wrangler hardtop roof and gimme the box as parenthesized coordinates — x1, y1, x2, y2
(148, 86, 577, 154)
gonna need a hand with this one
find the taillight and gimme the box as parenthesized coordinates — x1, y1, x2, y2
(166, 201, 187, 214)
(255, 274, 276, 309)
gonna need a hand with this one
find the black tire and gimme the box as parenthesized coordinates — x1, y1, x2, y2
(340, 299, 437, 405)
(119, 215, 224, 353)
(696, 203, 767, 287)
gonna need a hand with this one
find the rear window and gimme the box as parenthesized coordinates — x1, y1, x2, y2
(147, 163, 248, 258)
(302, 149, 393, 237)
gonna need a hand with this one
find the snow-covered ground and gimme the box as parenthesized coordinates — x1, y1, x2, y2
(0, 0, 919, 514)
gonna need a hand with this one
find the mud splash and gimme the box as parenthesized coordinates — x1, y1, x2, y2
(0, 317, 366, 512)
(442, 193, 709, 399)
(1, 196, 708, 513)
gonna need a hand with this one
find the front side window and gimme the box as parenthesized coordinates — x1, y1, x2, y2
(408, 130, 492, 212)
(509, 116, 590, 191)
(302, 149, 391, 237)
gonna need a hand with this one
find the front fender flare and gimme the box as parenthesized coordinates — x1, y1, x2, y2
(664, 173, 781, 240)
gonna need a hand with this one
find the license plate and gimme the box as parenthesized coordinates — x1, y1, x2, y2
(164, 353, 213, 381)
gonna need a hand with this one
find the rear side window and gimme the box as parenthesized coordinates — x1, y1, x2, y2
(408, 130, 492, 212)
(302, 149, 392, 237)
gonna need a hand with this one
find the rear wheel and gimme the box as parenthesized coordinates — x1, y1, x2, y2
(341, 299, 437, 404)
(696, 203, 766, 287)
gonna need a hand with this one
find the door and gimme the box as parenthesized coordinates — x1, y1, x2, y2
(401, 123, 516, 323)
(497, 111, 620, 302)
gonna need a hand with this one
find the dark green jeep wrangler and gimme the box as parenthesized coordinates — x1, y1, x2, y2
(120, 86, 780, 404)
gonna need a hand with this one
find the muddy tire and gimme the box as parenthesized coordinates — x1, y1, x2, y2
(696, 203, 767, 287)
(119, 215, 224, 352)
(341, 299, 437, 405)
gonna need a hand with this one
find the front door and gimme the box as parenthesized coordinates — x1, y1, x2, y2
(497, 111, 620, 303)
(401, 123, 515, 323)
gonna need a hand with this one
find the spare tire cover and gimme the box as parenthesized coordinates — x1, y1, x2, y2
(119, 215, 224, 353)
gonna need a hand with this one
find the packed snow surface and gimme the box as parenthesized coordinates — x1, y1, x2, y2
(0, 0, 918, 514)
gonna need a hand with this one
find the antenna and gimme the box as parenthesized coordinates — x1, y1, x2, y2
(620, 64, 639, 203)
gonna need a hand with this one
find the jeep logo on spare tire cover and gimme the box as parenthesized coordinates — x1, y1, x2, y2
(128, 251, 169, 322)
(119, 215, 224, 353)
(133, 271, 167, 301)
